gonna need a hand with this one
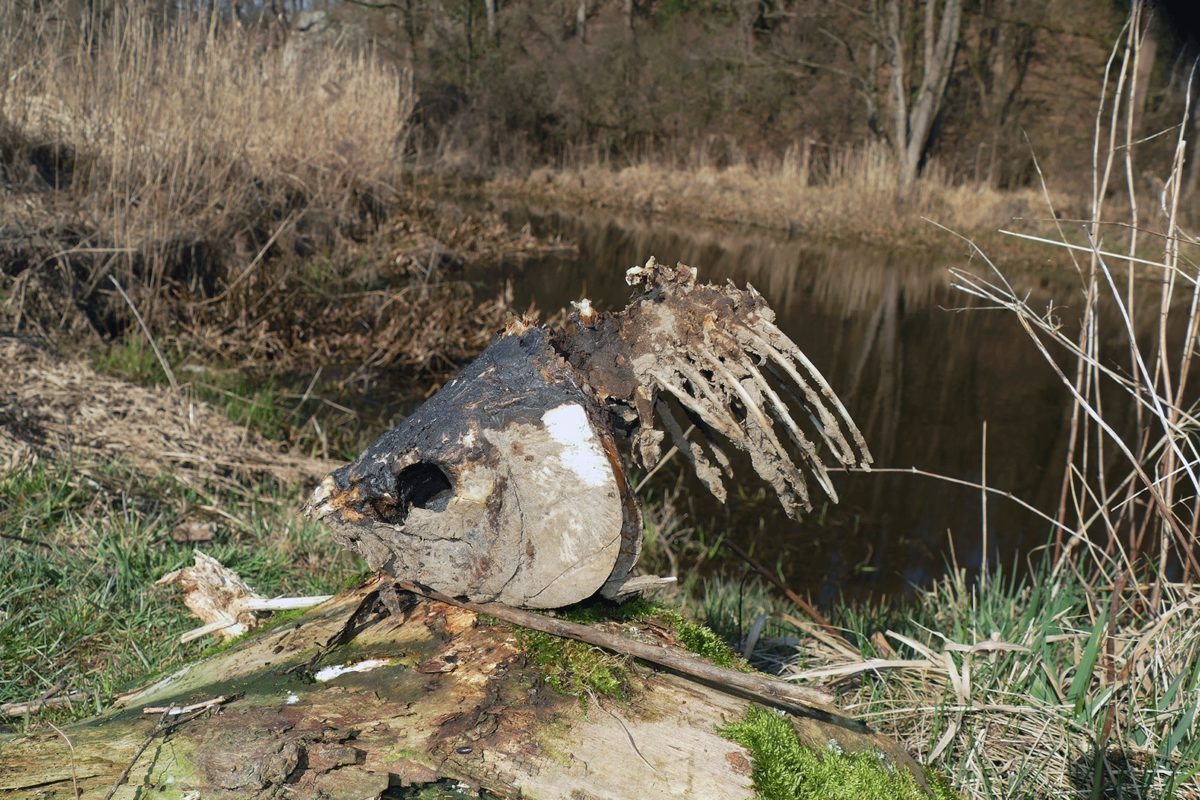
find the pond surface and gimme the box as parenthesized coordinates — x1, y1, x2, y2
(458, 200, 1088, 602)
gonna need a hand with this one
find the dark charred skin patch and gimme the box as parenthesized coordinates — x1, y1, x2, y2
(318, 327, 599, 534)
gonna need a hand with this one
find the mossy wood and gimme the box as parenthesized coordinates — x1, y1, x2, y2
(0, 585, 926, 799)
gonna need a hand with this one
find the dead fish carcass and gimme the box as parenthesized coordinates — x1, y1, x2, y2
(308, 258, 871, 609)
(307, 324, 641, 609)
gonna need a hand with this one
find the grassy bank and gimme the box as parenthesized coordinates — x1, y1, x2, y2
(4, 418, 1196, 798)
(681, 564, 1200, 799)
(0, 457, 365, 724)
(2, 334, 1197, 797)
(485, 145, 1059, 246)
(1, 5, 1197, 800)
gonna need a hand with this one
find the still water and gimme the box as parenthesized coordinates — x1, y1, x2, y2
(462, 200, 1086, 602)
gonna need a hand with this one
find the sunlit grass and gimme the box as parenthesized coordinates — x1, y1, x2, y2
(94, 337, 289, 440)
(0, 458, 366, 727)
(91, 335, 373, 460)
(488, 147, 1053, 246)
(683, 563, 1200, 799)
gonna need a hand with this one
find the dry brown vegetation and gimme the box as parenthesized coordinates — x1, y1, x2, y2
(763, 9, 1200, 794)
(0, 336, 331, 490)
(0, 3, 546, 376)
(2, 4, 1199, 799)
(346, 0, 1195, 240)
(490, 144, 1055, 241)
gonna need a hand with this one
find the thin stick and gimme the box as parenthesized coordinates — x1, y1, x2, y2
(634, 423, 693, 492)
(996, 230, 1195, 280)
(179, 617, 241, 643)
(103, 697, 234, 800)
(46, 720, 80, 800)
(0, 690, 90, 717)
(142, 695, 230, 715)
(395, 581, 855, 725)
(980, 421, 988, 590)
(206, 211, 296, 301)
(109, 275, 178, 392)
(178, 596, 333, 642)
(720, 539, 846, 645)
(102, 709, 170, 800)
(846, 466, 1115, 565)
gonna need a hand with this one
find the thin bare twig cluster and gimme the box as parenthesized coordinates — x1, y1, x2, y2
(952, 2, 1200, 608)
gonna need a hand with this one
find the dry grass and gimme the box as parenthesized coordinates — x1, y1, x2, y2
(0, 5, 566, 381)
(728, 569, 1200, 799)
(0, 4, 541, 378)
(682, 557, 1199, 798)
(489, 141, 1054, 243)
(0, 335, 332, 492)
(0, 3, 408, 254)
(0, 335, 369, 725)
(688, 6, 1200, 798)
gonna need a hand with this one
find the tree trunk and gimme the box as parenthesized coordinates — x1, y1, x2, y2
(484, 0, 497, 43)
(1187, 87, 1200, 199)
(884, 0, 963, 195)
(0, 585, 926, 799)
(1131, 9, 1158, 135)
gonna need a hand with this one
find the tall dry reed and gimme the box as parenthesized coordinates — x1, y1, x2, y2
(0, 3, 413, 332)
(762, 5, 1200, 796)
(953, 4, 1200, 606)
(490, 140, 1049, 241)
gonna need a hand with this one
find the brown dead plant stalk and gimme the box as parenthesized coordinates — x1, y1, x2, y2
(0, 3, 415, 347)
(951, 1, 1200, 610)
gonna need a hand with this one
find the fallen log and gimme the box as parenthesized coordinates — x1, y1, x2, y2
(0, 583, 931, 799)
(395, 579, 847, 721)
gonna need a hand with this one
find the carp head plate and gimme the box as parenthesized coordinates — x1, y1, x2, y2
(306, 326, 641, 609)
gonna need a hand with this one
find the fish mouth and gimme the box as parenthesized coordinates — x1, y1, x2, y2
(304, 475, 336, 520)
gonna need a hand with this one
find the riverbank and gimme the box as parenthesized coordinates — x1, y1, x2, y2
(2, 342, 1196, 798)
(484, 152, 1065, 249)
(2, 6, 1197, 797)
(0, 4, 567, 389)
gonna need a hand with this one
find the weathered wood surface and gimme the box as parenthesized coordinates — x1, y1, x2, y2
(0, 584, 921, 799)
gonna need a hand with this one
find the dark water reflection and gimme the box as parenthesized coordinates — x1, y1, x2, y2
(461, 201, 1092, 602)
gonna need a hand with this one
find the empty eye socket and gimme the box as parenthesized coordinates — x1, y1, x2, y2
(396, 462, 453, 512)
(370, 462, 453, 524)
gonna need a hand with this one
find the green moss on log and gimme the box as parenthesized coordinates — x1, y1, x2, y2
(513, 597, 747, 704)
(516, 629, 630, 704)
(719, 706, 957, 800)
